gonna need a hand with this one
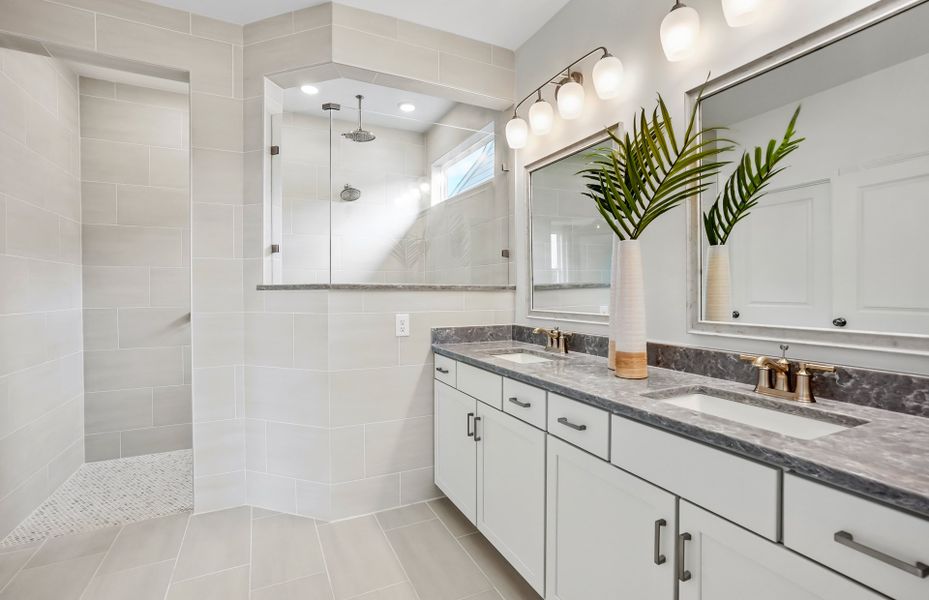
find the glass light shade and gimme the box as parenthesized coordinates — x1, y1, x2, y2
(557, 81, 585, 120)
(592, 55, 625, 99)
(505, 117, 529, 149)
(528, 99, 554, 135)
(721, 0, 763, 27)
(660, 4, 700, 62)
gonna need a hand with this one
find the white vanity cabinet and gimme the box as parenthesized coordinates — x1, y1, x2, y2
(434, 381, 478, 521)
(678, 501, 884, 600)
(546, 436, 676, 600)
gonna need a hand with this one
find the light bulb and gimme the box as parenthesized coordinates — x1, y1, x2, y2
(398, 102, 416, 113)
(592, 54, 624, 99)
(528, 98, 554, 135)
(557, 80, 585, 120)
(660, 2, 700, 62)
(300, 84, 319, 95)
(721, 0, 763, 27)
(505, 117, 529, 149)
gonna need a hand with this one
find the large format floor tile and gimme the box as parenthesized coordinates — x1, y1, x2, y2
(318, 515, 407, 599)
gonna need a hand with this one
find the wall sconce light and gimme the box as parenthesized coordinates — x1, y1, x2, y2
(660, 1, 700, 62)
(721, 0, 763, 27)
(505, 46, 623, 149)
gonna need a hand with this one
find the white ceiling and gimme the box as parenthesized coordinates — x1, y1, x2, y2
(283, 78, 456, 132)
(143, 0, 570, 49)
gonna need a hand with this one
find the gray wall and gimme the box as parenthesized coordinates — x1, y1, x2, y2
(79, 77, 192, 461)
(0, 48, 84, 539)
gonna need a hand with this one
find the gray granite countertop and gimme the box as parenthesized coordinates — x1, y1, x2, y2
(433, 340, 929, 519)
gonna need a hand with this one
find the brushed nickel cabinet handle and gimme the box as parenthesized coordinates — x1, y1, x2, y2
(557, 417, 587, 431)
(653, 519, 667, 565)
(436, 367, 449, 374)
(834, 531, 929, 578)
(677, 533, 692, 582)
(466, 412, 474, 438)
(474, 416, 482, 442)
(508, 397, 531, 408)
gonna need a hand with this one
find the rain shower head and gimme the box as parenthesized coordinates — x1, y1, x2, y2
(342, 95, 376, 143)
(340, 184, 361, 202)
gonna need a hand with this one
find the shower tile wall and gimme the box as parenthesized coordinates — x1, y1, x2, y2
(0, 49, 84, 539)
(79, 77, 192, 461)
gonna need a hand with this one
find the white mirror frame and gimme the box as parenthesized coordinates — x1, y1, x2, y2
(526, 128, 619, 325)
(685, 0, 929, 356)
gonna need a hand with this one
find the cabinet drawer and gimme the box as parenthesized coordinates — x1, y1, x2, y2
(611, 416, 780, 540)
(433, 354, 457, 387)
(547, 393, 610, 460)
(457, 362, 503, 409)
(784, 474, 929, 600)
(502, 378, 546, 430)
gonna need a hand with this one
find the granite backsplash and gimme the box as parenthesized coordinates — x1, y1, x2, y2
(431, 325, 929, 418)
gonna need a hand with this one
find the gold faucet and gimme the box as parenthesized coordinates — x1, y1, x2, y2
(533, 327, 572, 354)
(739, 344, 835, 403)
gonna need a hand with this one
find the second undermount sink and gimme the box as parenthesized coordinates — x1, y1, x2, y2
(490, 351, 554, 364)
(661, 393, 854, 440)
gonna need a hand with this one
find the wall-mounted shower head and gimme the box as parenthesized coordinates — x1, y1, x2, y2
(342, 95, 376, 143)
(340, 184, 362, 202)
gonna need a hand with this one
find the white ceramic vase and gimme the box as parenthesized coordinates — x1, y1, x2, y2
(704, 244, 732, 322)
(607, 238, 620, 371)
(612, 239, 648, 379)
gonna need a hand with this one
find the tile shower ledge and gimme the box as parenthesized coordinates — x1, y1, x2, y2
(432, 339, 929, 519)
(257, 283, 516, 291)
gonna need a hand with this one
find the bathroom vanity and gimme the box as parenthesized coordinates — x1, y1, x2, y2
(432, 338, 929, 600)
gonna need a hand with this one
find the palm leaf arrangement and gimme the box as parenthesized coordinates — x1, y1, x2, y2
(702, 106, 804, 246)
(579, 93, 733, 240)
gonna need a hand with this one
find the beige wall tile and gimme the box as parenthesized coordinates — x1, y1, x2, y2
(83, 308, 118, 350)
(364, 416, 433, 476)
(247, 471, 297, 514)
(117, 185, 189, 228)
(293, 313, 328, 370)
(79, 77, 116, 99)
(82, 266, 149, 308)
(266, 422, 329, 481)
(117, 307, 190, 348)
(332, 4, 397, 38)
(25, 103, 72, 171)
(194, 471, 246, 513)
(194, 419, 244, 475)
(83, 224, 183, 267)
(243, 28, 332, 97)
(192, 366, 235, 422)
(397, 21, 491, 63)
(59, 217, 82, 264)
(5, 198, 59, 260)
(80, 182, 117, 225)
(190, 93, 243, 152)
(85, 388, 153, 434)
(57, 0, 190, 33)
(191, 14, 244, 46)
(244, 418, 267, 471)
(191, 149, 242, 205)
(153, 384, 191, 426)
(192, 203, 234, 258)
(327, 313, 398, 370)
(244, 12, 294, 45)
(149, 148, 189, 189)
(328, 475, 400, 520)
(45, 308, 83, 358)
(96, 16, 234, 97)
(191, 314, 243, 368)
(295, 479, 329, 518)
(0, 72, 27, 143)
(330, 426, 364, 483)
(263, 290, 328, 313)
(80, 96, 186, 149)
(332, 27, 438, 84)
(114, 83, 189, 111)
(84, 347, 184, 392)
(192, 258, 243, 312)
(81, 139, 149, 185)
(150, 268, 190, 307)
(121, 423, 191, 457)
(294, 4, 332, 32)
(439, 53, 515, 101)
(245, 313, 294, 368)
(85, 432, 120, 461)
(330, 364, 432, 427)
(0, 0, 95, 49)
(244, 366, 328, 427)
(401, 467, 441, 504)
(0, 314, 47, 375)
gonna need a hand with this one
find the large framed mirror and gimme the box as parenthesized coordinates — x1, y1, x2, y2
(527, 133, 617, 321)
(688, 0, 929, 353)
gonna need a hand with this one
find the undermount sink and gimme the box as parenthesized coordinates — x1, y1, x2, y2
(661, 393, 853, 440)
(490, 351, 554, 364)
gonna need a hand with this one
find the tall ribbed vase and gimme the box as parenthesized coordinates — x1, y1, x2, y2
(704, 244, 732, 322)
(613, 239, 648, 379)
(607, 238, 620, 371)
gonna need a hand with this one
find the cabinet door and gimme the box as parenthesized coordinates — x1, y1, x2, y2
(434, 381, 477, 522)
(546, 436, 676, 600)
(476, 404, 546, 595)
(678, 501, 884, 600)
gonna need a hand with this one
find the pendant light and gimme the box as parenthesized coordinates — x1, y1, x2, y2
(528, 92, 554, 135)
(592, 52, 624, 99)
(721, 0, 763, 27)
(556, 73, 585, 120)
(505, 116, 529, 149)
(660, 1, 700, 62)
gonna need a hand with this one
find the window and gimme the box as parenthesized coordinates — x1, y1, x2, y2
(433, 123, 495, 205)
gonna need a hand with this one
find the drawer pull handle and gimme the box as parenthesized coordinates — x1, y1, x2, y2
(436, 367, 450, 374)
(474, 416, 482, 442)
(508, 397, 532, 408)
(653, 519, 667, 565)
(466, 412, 474, 438)
(677, 532, 692, 582)
(557, 417, 587, 431)
(834, 531, 929, 578)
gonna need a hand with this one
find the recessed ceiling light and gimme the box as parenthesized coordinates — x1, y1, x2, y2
(300, 84, 319, 95)
(398, 102, 416, 113)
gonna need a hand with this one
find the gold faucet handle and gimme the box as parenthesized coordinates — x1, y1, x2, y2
(738, 353, 762, 364)
(797, 362, 835, 374)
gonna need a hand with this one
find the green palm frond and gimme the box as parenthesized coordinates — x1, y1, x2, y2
(702, 106, 805, 246)
(578, 93, 734, 240)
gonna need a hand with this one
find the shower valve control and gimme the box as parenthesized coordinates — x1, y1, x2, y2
(396, 314, 410, 337)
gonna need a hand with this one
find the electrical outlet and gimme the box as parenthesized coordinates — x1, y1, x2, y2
(396, 313, 410, 337)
